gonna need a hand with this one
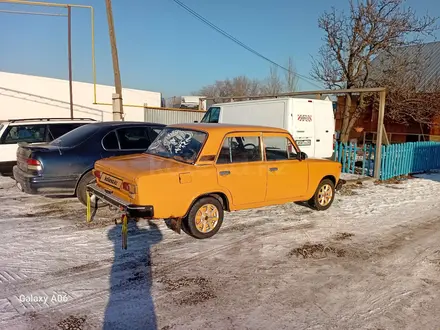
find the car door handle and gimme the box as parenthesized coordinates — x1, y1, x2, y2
(316, 139, 320, 142)
(219, 170, 230, 176)
(269, 167, 278, 172)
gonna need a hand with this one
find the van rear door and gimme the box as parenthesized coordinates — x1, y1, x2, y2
(291, 99, 315, 158)
(313, 101, 335, 158)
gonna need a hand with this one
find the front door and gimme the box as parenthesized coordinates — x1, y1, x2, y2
(215, 133, 267, 206)
(263, 133, 308, 201)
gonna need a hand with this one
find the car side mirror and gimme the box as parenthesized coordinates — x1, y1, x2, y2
(297, 151, 308, 160)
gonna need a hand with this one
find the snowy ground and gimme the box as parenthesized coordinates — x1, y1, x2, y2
(1, 173, 440, 330)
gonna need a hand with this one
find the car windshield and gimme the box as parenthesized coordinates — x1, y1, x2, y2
(201, 107, 220, 123)
(50, 124, 101, 147)
(146, 127, 207, 163)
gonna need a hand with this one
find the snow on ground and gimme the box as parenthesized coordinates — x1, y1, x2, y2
(0, 173, 440, 329)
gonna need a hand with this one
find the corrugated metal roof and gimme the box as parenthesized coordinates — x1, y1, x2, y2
(371, 41, 440, 91)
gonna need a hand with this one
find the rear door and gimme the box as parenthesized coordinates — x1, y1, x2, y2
(101, 126, 155, 158)
(291, 99, 315, 158)
(313, 101, 335, 158)
(263, 133, 308, 201)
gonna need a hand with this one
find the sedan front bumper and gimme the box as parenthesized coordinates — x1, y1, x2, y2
(86, 183, 154, 218)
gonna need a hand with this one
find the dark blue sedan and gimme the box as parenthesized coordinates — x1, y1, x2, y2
(13, 121, 165, 205)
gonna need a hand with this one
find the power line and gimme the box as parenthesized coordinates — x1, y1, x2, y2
(170, 0, 322, 89)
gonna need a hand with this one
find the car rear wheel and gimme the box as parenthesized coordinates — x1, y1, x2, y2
(77, 171, 103, 208)
(184, 197, 224, 239)
(308, 179, 335, 211)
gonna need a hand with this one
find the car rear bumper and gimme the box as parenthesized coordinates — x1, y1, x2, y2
(13, 165, 76, 195)
(86, 183, 154, 218)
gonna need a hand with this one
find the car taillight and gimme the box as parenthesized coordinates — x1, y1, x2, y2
(122, 182, 136, 194)
(93, 170, 101, 179)
(27, 158, 42, 171)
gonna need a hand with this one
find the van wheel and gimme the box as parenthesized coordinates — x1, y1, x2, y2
(308, 179, 335, 211)
(184, 197, 224, 239)
(77, 171, 102, 207)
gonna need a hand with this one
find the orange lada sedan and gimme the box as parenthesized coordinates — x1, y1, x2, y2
(86, 123, 342, 240)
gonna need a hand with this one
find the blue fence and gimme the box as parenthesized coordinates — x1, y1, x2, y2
(333, 141, 440, 180)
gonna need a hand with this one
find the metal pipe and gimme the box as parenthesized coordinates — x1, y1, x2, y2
(200, 87, 387, 101)
(0, 0, 91, 8)
(0, 9, 67, 16)
(374, 90, 386, 180)
(67, 5, 73, 119)
(0, 0, 98, 104)
(94, 102, 206, 112)
(91, 6, 96, 104)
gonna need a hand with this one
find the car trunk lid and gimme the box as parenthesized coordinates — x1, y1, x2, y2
(16, 142, 65, 173)
(93, 153, 191, 201)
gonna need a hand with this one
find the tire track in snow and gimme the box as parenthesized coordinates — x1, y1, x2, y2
(0, 224, 302, 321)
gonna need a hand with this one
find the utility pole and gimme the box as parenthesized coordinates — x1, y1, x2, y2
(67, 5, 74, 119)
(104, 0, 123, 121)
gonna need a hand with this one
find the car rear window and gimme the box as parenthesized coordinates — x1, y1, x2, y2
(1, 124, 47, 144)
(50, 124, 101, 147)
(49, 123, 85, 140)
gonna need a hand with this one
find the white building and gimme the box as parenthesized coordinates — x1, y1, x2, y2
(0, 72, 162, 122)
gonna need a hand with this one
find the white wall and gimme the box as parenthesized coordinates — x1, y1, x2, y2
(0, 72, 162, 122)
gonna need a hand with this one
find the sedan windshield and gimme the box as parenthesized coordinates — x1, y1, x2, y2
(146, 127, 207, 163)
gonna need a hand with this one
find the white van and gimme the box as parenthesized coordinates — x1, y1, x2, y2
(200, 97, 335, 158)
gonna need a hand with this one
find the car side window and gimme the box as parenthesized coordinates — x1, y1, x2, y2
(147, 127, 162, 142)
(48, 123, 83, 140)
(2, 125, 47, 144)
(116, 127, 150, 150)
(102, 131, 119, 150)
(217, 136, 262, 164)
(264, 136, 297, 161)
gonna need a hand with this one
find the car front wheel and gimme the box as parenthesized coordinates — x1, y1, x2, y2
(77, 171, 103, 208)
(308, 178, 335, 211)
(184, 197, 224, 239)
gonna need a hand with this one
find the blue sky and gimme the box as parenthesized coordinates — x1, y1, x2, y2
(0, 0, 439, 98)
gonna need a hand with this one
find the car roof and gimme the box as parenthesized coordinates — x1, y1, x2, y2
(87, 121, 166, 128)
(0, 119, 165, 127)
(167, 123, 289, 134)
(2, 118, 96, 125)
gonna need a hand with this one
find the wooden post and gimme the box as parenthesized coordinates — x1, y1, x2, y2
(105, 0, 123, 120)
(112, 93, 122, 121)
(374, 90, 386, 179)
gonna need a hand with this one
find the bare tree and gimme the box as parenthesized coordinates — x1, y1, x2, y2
(371, 50, 440, 126)
(193, 57, 298, 101)
(284, 57, 298, 92)
(262, 66, 284, 95)
(311, 0, 438, 142)
(193, 76, 262, 101)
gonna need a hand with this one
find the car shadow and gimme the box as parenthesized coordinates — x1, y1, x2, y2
(294, 201, 314, 210)
(104, 219, 163, 330)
